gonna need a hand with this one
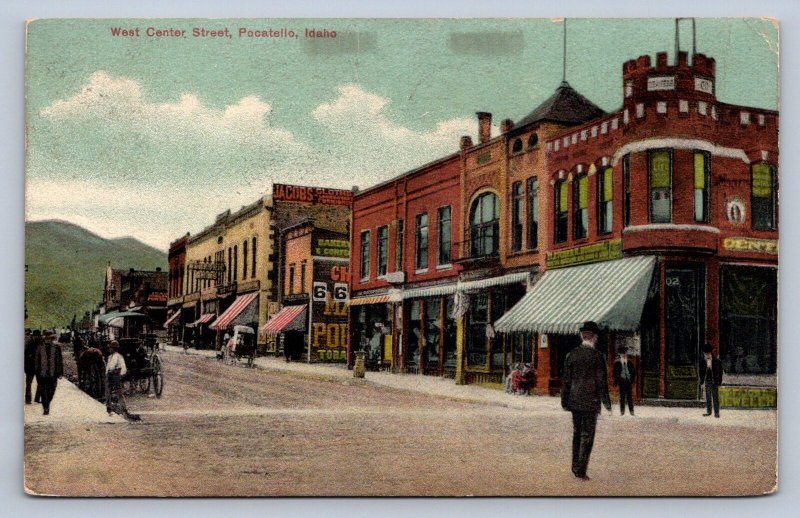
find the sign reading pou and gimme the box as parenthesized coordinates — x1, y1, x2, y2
(273, 183, 353, 206)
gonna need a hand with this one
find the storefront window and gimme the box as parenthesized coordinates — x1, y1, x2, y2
(443, 296, 457, 369)
(649, 150, 672, 223)
(407, 300, 422, 370)
(573, 174, 588, 239)
(720, 266, 777, 375)
(467, 294, 488, 367)
(424, 298, 441, 372)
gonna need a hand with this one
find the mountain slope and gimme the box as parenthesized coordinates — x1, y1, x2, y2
(25, 220, 167, 329)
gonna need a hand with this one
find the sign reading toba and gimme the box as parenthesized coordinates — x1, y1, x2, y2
(273, 183, 353, 206)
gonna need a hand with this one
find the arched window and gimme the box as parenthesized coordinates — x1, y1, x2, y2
(554, 180, 568, 244)
(573, 174, 588, 240)
(512, 138, 523, 154)
(752, 163, 776, 230)
(470, 192, 499, 257)
(528, 133, 539, 149)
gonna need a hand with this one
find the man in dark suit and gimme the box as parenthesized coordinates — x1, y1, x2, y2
(34, 331, 64, 415)
(699, 342, 723, 418)
(612, 345, 636, 416)
(25, 329, 41, 404)
(561, 321, 612, 481)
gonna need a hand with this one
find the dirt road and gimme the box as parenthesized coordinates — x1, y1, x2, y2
(25, 350, 776, 496)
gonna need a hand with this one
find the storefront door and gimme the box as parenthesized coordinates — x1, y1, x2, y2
(664, 264, 705, 400)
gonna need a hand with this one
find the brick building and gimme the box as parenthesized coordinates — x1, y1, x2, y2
(350, 49, 778, 407)
(164, 233, 188, 342)
(102, 266, 168, 327)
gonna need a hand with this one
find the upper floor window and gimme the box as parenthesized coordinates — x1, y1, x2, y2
(573, 174, 588, 240)
(300, 260, 307, 292)
(233, 245, 238, 282)
(649, 150, 672, 223)
(438, 206, 452, 265)
(377, 225, 389, 276)
(598, 166, 613, 234)
(527, 133, 538, 149)
(470, 192, 499, 257)
(415, 214, 429, 270)
(526, 177, 538, 249)
(622, 155, 631, 227)
(227, 247, 232, 284)
(251, 237, 257, 278)
(512, 138, 523, 154)
(694, 152, 710, 223)
(396, 220, 404, 271)
(752, 163, 776, 230)
(511, 182, 523, 251)
(554, 180, 568, 244)
(360, 230, 370, 280)
(242, 240, 248, 280)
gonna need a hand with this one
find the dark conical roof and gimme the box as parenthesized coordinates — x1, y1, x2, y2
(516, 81, 606, 127)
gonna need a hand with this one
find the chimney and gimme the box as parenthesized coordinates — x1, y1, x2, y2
(477, 112, 492, 143)
(500, 118, 514, 134)
(460, 135, 473, 150)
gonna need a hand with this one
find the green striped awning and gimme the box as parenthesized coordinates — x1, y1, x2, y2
(494, 255, 656, 335)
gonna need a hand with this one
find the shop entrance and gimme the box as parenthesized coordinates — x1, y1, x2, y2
(548, 334, 581, 394)
(664, 264, 705, 400)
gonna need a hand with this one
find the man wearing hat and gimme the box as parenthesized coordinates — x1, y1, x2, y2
(105, 340, 139, 420)
(699, 343, 723, 418)
(25, 329, 42, 404)
(34, 330, 63, 415)
(612, 345, 636, 416)
(561, 321, 612, 480)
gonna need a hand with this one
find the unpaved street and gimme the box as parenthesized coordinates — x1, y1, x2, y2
(25, 350, 776, 496)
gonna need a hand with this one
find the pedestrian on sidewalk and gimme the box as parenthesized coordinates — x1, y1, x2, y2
(699, 343, 723, 418)
(105, 340, 140, 421)
(561, 321, 612, 481)
(34, 330, 63, 415)
(25, 329, 41, 404)
(612, 346, 636, 416)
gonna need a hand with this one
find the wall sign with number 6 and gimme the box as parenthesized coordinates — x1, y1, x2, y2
(333, 283, 349, 301)
(312, 282, 328, 301)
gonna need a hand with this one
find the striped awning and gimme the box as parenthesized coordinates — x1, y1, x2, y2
(348, 294, 391, 306)
(163, 310, 181, 329)
(494, 256, 656, 335)
(459, 272, 530, 293)
(403, 283, 458, 299)
(210, 292, 259, 330)
(187, 313, 215, 328)
(261, 305, 307, 335)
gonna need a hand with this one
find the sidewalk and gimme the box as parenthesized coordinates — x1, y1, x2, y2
(165, 345, 776, 430)
(24, 377, 125, 426)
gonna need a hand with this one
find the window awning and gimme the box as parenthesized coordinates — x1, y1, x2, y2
(403, 283, 458, 300)
(494, 256, 656, 335)
(458, 271, 530, 293)
(210, 292, 259, 331)
(348, 294, 391, 306)
(163, 311, 181, 329)
(261, 305, 307, 335)
(187, 313, 215, 328)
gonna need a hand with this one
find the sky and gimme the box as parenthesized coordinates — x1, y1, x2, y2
(24, 18, 779, 251)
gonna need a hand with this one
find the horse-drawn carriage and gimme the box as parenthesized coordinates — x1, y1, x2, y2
(76, 311, 164, 400)
(220, 325, 257, 367)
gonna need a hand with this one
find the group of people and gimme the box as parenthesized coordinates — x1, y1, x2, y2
(505, 363, 535, 396)
(561, 320, 724, 481)
(24, 329, 64, 415)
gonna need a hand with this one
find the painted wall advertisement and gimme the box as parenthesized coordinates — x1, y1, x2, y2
(310, 260, 349, 362)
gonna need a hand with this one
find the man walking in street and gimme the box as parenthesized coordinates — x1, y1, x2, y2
(561, 321, 612, 481)
(105, 340, 140, 421)
(612, 345, 636, 416)
(34, 330, 63, 415)
(699, 343, 723, 418)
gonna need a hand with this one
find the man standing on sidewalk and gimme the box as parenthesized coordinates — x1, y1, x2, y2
(105, 340, 140, 421)
(561, 321, 612, 481)
(34, 330, 63, 415)
(612, 346, 636, 416)
(25, 329, 41, 404)
(699, 343, 723, 418)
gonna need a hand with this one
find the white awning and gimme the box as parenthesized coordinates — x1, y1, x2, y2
(494, 256, 656, 335)
(458, 272, 530, 293)
(403, 283, 458, 299)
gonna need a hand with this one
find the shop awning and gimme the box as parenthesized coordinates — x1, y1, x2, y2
(210, 292, 259, 330)
(403, 283, 458, 299)
(349, 294, 391, 306)
(261, 305, 307, 335)
(99, 311, 149, 327)
(459, 271, 530, 293)
(163, 310, 181, 329)
(187, 313, 215, 328)
(494, 256, 656, 335)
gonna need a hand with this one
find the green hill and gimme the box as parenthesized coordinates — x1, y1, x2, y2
(25, 220, 167, 329)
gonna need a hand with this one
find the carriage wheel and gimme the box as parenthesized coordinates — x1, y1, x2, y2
(151, 355, 164, 398)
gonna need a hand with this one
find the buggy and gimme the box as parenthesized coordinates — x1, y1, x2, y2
(222, 325, 257, 367)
